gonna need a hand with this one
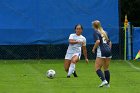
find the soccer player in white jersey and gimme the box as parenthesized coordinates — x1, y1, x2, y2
(64, 24, 89, 78)
(92, 20, 112, 87)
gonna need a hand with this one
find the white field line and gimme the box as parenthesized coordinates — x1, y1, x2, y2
(125, 61, 140, 71)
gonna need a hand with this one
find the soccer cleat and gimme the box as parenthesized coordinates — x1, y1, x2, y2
(73, 71, 78, 77)
(99, 80, 108, 87)
(67, 76, 70, 78)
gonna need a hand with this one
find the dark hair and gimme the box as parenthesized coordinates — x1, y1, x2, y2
(74, 24, 83, 30)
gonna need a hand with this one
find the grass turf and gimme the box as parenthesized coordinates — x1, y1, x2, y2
(0, 60, 140, 93)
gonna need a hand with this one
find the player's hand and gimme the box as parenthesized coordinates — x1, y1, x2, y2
(85, 59, 89, 64)
(77, 41, 83, 44)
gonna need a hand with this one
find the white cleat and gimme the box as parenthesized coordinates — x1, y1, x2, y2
(99, 80, 108, 87)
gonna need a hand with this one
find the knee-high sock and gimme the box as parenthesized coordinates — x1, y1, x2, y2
(104, 70, 110, 84)
(67, 63, 75, 76)
(96, 69, 105, 81)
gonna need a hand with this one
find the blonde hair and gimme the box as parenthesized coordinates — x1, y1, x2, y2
(92, 20, 109, 41)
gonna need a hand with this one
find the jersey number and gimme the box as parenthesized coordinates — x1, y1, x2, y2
(102, 36, 107, 43)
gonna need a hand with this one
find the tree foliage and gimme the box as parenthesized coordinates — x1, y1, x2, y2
(121, 0, 140, 26)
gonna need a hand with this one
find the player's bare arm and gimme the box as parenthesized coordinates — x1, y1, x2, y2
(92, 40, 100, 53)
(69, 39, 83, 44)
(82, 46, 88, 64)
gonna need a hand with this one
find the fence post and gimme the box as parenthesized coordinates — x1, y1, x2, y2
(127, 22, 132, 60)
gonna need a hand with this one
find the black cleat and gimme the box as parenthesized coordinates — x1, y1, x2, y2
(67, 76, 70, 78)
(73, 71, 78, 77)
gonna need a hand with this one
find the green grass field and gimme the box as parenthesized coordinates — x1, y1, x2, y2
(0, 60, 140, 93)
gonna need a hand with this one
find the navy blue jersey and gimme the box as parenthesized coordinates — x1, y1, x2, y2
(93, 31, 112, 58)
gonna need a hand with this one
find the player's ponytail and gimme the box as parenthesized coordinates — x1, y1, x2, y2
(92, 20, 109, 41)
(98, 26, 109, 41)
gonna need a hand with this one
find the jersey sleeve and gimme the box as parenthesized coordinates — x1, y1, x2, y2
(93, 32, 99, 42)
(69, 34, 74, 39)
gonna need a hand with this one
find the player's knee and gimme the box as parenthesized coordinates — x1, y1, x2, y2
(71, 56, 79, 63)
(103, 66, 109, 71)
(95, 64, 102, 71)
(95, 65, 100, 71)
(71, 59, 77, 64)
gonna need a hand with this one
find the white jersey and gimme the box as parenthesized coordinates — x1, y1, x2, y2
(66, 33, 86, 54)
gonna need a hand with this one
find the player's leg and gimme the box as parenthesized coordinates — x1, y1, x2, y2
(71, 55, 79, 77)
(103, 58, 111, 85)
(67, 55, 79, 77)
(64, 52, 72, 73)
(95, 58, 108, 87)
(95, 58, 105, 81)
(64, 59, 71, 73)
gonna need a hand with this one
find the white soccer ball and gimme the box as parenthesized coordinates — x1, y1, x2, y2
(47, 69, 56, 79)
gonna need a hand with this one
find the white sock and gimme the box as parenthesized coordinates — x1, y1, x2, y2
(67, 63, 75, 76)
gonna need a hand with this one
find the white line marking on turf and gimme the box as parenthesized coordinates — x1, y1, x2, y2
(125, 61, 140, 71)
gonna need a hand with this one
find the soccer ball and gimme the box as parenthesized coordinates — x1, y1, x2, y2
(46, 69, 56, 79)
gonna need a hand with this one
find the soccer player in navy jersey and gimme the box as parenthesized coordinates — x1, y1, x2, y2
(92, 20, 112, 87)
(64, 24, 89, 78)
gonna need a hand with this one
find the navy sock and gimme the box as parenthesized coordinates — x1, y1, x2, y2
(96, 69, 105, 81)
(104, 70, 110, 84)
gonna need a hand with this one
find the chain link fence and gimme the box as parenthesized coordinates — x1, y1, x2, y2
(0, 44, 120, 60)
